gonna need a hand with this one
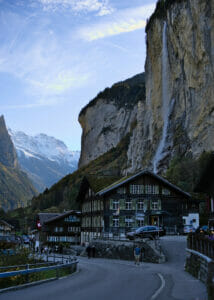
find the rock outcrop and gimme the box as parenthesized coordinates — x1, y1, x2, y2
(0, 116, 37, 210)
(78, 74, 145, 168)
(0, 116, 18, 168)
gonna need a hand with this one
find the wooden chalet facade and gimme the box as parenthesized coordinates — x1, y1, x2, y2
(45, 211, 81, 245)
(35, 211, 81, 249)
(78, 171, 198, 243)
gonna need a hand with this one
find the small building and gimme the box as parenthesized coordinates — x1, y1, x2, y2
(35, 211, 81, 249)
(35, 213, 60, 250)
(78, 170, 198, 243)
(0, 220, 14, 236)
(45, 210, 81, 245)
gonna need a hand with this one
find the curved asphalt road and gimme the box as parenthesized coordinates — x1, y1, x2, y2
(0, 236, 208, 300)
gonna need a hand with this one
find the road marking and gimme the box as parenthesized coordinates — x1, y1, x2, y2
(151, 273, 165, 300)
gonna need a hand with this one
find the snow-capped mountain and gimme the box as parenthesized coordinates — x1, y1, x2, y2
(9, 130, 80, 192)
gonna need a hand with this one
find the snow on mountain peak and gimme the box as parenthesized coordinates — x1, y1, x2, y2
(9, 129, 80, 165)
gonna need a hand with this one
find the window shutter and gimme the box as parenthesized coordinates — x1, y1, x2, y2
(120, 198, 125, 210)
(109, 216, 113, 227)
(119, 216, 125, 227)
(134, 218, 138, 229)
(110, 199, 113, 210)
(158, 199, 161, 210)
(132, 199, 136, 210)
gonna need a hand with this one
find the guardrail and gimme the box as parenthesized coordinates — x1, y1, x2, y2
(0, 259, 78, 290)
(0, 262, 56, 271)
(0, 261, 78, 279)
(188, 233, 214, 260)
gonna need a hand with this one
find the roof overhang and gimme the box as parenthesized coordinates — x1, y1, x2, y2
(97, 170, 191, 198)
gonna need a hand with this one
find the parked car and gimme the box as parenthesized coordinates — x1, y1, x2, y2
(126, 225, 165, 240)
(183, 225, 196, 234)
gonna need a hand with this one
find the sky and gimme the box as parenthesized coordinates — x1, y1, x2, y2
(0, 0, 157, 150)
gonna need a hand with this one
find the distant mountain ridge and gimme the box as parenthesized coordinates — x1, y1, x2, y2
(0, 115, 37, 211)
(9, 130, 80, 192)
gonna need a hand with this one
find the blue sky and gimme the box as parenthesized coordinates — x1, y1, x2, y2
(0, 0, 156, 150)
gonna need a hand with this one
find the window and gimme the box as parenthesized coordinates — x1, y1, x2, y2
(113, 217, 119, 227)
(113, 200, 119, 210)
(54, 227, 63, 233)
(152, 185, 159, 194)
(151, 200, 159, 210)
(68, 227, 79, 232)
(137, 200, 144, 210)
(125, 217, 133, 227)
(162, 188, 171, 195)
(64, 215, 80, 222)
(117, 187, 126, 194)
(137, 220, 144, 227)
(145, 185, 152, 194)
(130, 184, 144, 194)
(125, 200, 132, 210)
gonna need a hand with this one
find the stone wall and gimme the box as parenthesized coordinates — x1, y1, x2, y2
(185, 249, 214, 299)
(82, 239, 165, 263)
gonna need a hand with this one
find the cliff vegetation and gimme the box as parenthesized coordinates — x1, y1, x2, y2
(79, 73, 145, 117)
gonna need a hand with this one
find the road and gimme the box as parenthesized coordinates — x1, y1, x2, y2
(0, 236, 208, 300)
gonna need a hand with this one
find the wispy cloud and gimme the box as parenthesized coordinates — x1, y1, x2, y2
(38, 0, 114, 16)
(0, 11, 91, 108)
(78, 4, 155, 41)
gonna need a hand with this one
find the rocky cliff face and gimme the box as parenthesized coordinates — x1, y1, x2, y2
(79, 0, 214, 175)
(0, 116, 18, 168)
(0, 116, 37, 210)
(78, 74, 145, 168)
(138, 0, 214, 173)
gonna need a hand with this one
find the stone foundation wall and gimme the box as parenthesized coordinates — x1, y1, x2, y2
(82, 239, 165, 263)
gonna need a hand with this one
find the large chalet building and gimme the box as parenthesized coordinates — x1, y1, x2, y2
(78, 170, 198, 243)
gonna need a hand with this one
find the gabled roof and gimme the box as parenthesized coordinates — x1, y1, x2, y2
(76, 175, 120, 202)
(44, 210, 81, 225)
(97, 170, 191, 198)
(38, 213, 61, 225)
(86, 175, 120, 193)
(0, 220, 14, 229)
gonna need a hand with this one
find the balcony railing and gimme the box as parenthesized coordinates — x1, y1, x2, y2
(187, 233, 214, 260)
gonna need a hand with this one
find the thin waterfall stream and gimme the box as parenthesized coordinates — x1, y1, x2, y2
(153, 21, 172, 173)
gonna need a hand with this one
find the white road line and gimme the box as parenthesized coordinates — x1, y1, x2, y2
(151, 273, 165, 300)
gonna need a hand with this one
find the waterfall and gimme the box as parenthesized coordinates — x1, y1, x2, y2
(153, 22, 172, 174)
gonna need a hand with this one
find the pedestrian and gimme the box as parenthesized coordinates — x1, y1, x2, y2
(92, 245, 96, 258)
(86, 244, 91, 259)
(134, 245, 141, 265)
